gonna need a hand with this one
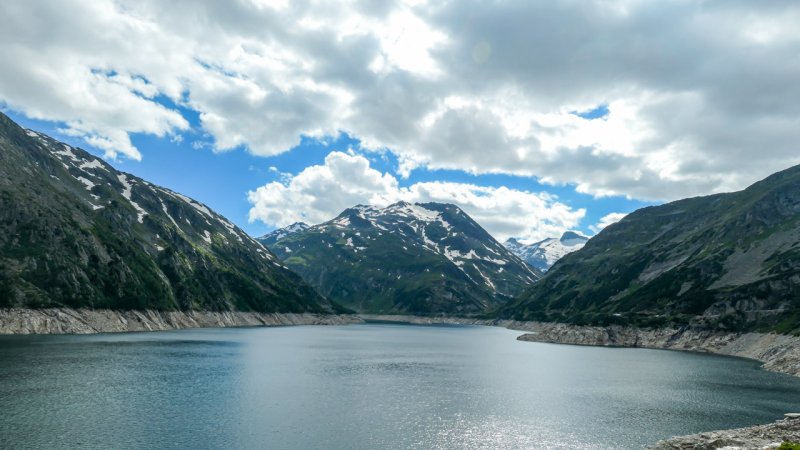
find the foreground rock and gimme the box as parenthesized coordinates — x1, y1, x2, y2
(650, 417, 800, 449)
(0, 308, 362, 334)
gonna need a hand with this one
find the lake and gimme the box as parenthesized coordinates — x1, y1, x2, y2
(1, 322, 799, 449)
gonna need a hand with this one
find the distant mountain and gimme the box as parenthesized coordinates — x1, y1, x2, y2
(500, 164, 800, 333)
(259, 202, 541, 315)
(504, 231, 589, 271)
(0, 112, 338, 314)
(258, 222, 310, 246)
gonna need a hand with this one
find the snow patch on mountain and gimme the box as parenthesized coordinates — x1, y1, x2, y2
(117, 174, 148, 224)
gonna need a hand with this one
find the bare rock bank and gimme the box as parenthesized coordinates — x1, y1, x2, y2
(0, 308, 363, 335)
(513, 323, 800, 378)
(650, 417, 800, 449)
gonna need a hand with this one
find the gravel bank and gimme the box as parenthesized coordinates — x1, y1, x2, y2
(0, 308, 363, 334)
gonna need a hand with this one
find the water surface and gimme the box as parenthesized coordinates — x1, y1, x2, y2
(1, 323, 799, 449)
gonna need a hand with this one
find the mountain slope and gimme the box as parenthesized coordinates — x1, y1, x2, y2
(0, 112, 337, 313)
(500, 165, 800, 333)
(260, 202, 541, 315)
(504, 231, 589, 272)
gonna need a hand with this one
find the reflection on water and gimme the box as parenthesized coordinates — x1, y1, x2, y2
(1, 323, 800, 449)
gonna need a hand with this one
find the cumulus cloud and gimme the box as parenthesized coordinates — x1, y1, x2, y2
(2, 1, 800, 198)
(247, 152, 584, 242)
(590, 212, 628, 234)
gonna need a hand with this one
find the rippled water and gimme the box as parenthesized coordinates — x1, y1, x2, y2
(1, 322, 800, 449)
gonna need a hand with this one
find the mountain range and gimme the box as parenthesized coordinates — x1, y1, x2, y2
(504, 232, 589, 272)
(500, 164, 800, 333)
(259, 202, 540, 315)
(0, 112, 339, 313)
(6, 109, 800, 334)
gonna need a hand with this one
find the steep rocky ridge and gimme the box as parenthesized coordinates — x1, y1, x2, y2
(0, 112, 339, 314)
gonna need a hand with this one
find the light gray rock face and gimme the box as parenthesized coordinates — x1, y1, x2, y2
(514, 323, 800, 377)
(0, 308, 362, 335)
(650, 417, 800, 449)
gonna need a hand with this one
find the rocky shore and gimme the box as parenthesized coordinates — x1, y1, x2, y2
(0, 308, 363, 334)
(5, 310, 800, 447)
(511, 322, 800, 378)
(650, 416, 800, 449)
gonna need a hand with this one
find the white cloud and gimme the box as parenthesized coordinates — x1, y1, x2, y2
(2, 1, 800, 199)
(247, 151, 584, 242)
(590, 212, 628, 234)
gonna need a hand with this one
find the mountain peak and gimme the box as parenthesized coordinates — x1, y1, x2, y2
(560, 231, 589, 244)
(505, 232, 588, 272)
(261, 201, 541, 314)
(285, 222, 309, 232)
(257, 222, 311, 245)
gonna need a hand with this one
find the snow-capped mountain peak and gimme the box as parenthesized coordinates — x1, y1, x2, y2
(257, 222, 310, 246)
(257, 201, 542, 314)
(504, 231, 589, 272)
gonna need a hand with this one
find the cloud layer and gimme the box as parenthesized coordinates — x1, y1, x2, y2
(248, 151, 584, 242)
(2, 0, 800, 199)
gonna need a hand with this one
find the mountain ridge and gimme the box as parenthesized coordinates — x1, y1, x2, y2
(260, 201, 541, 315)
(500, 163, 800, 333)
(0, 112, 338, 314)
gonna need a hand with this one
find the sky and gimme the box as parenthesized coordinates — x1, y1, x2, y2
(1, 0, 799, 243)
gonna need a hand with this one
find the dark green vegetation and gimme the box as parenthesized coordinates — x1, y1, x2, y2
(260, 203, 540, 315)
(501, 164, 800, 333)
(780, 443, 800, 450)
(0, 112, 339, 313)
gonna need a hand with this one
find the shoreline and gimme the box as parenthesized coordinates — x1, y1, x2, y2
(5, 309, 800, 447)
(362, 314, 800, 379)
(364, 314, 800, 448)
(0, 308, 362, 335)
(5, 310, 800, 379)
